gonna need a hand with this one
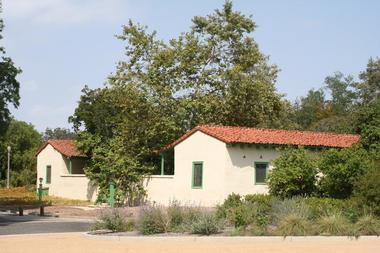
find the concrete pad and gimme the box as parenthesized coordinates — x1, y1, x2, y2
(0, 233, 379, 253)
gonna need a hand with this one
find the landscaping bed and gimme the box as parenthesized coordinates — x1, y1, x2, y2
(91, 194, 380, 237)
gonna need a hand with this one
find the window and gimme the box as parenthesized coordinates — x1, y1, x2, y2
(46, 165, 51, 184)
(254, 162, 268, 184)
(192, 162, 203, 188)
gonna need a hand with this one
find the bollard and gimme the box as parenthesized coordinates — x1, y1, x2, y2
(38, 177, 44, 216)
(18, 207, 23, 216)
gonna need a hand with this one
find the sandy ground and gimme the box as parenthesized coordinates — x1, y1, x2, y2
(1, 233, 379, 253)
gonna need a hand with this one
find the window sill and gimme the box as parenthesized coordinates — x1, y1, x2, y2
(60, 174, 87, 177)
(147, 175, 174, 179)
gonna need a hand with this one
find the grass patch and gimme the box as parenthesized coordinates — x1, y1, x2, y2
(190, 212, 222, 235)
(275, 213, 312, 236)
(354, 215, 380, 236)
(316, 212, 352, 236)
(0, 187, 92, 206)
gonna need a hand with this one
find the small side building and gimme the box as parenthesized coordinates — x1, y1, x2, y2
(36, 140, 97, 201)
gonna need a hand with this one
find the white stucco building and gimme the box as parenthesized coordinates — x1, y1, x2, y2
(36, 125, 359, 206)
(36, 140, 98, 201)
(145, 125, 360, 206)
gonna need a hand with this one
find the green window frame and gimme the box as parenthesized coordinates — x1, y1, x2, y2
(254, 162, 268, 185)
(192, 162, 203, 189)
(46, 165, 51, 184)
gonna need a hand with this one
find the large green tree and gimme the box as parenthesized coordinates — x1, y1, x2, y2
(0, 120, 42, 187)
(71, 1, 291, 203)
(0, 18, 21, 135)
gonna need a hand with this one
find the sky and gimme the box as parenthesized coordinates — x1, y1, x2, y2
(2, 0, 380, 132)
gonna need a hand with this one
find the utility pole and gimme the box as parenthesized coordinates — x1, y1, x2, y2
(7, 146, 11, 188)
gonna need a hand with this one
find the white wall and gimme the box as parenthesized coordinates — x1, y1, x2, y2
(145, 131, 228, 206)
(145, 132, 283, 206)
(225, 145, 281, 196)
(36, 144, 97, 201)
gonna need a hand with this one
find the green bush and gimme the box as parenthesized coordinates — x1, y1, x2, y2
(216, 193, 242, 219)
(318, 145, 373, 198)
(354, 166, 380, 215)
(92, 208, 133, 232)
(138, 205, 169, 235)
(304, 197, 362, 222)
(268, 147, 318, 198)
(217, 194, 271, 229)
(190, 212, 221, 235)
(316, 212, 352, 236)
(354, 215, 380, 236)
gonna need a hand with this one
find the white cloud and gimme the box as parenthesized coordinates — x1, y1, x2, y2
(3, 0, 129, 26)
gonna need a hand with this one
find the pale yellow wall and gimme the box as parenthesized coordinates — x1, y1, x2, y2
(145, 131, 282, 206)
(36, 144, 97, 201)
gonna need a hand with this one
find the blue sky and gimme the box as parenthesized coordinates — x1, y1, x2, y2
(2, 0, 380, 131)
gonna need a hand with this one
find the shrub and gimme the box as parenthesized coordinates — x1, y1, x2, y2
(167, 201, 185, 229)
(218, 194, 271, 229)
(276, 213, 312, 236)
(304, 197, 362, 222)
(354, 215, 380, 236)
(268, 147, 318, 198)
(318, 145, 373, 198)
(226, 202, 258, 228)
(166, 201, 203, 232)
(354, 166, 380, 215)
(216, 193, 242, 219)
(92, 208, 133, 232)
(190, 212, 221, 235)
(138, 205, 169, 234)
(316, 212, 352, 236)
(271, 197, 311, 225)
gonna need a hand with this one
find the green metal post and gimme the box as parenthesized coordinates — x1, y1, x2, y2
(160, 153, 165, 175)
(108, 182, 115, 208)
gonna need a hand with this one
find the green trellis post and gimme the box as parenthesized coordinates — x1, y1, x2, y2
(108, 181, 115, 208)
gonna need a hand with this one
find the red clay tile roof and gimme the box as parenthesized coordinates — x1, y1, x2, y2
(36, 139, 86, 158)
(163, 125, 360, 151)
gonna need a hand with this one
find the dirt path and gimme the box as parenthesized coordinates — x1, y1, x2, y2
(1, 233, 379, 253)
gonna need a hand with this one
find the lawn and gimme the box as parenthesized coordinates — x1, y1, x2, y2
(0, 187, 91, 207)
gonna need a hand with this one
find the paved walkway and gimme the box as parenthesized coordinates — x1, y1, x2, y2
(1, 233, 379, 253)
(0, 215, 92, 235)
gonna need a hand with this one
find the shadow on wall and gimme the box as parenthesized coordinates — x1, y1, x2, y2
(227, 146, 277, 168)
(86, 180, 98, 201)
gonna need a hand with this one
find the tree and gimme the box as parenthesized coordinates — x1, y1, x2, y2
(354, 161, 380, 215)
(268, 147, 318, 198)
(294, 89, 328, 130)
(43, 127, 77, 141)
(0, 120, 42, 187)
(318, 144, 373, 198)
(294, 72, 357, 133)
(0, 17, 21, 135)
(357, 57, 380, 104)
(324, 72, 356, 116)
(71, 1, 291, 202)
(354, 97, 380, 157)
